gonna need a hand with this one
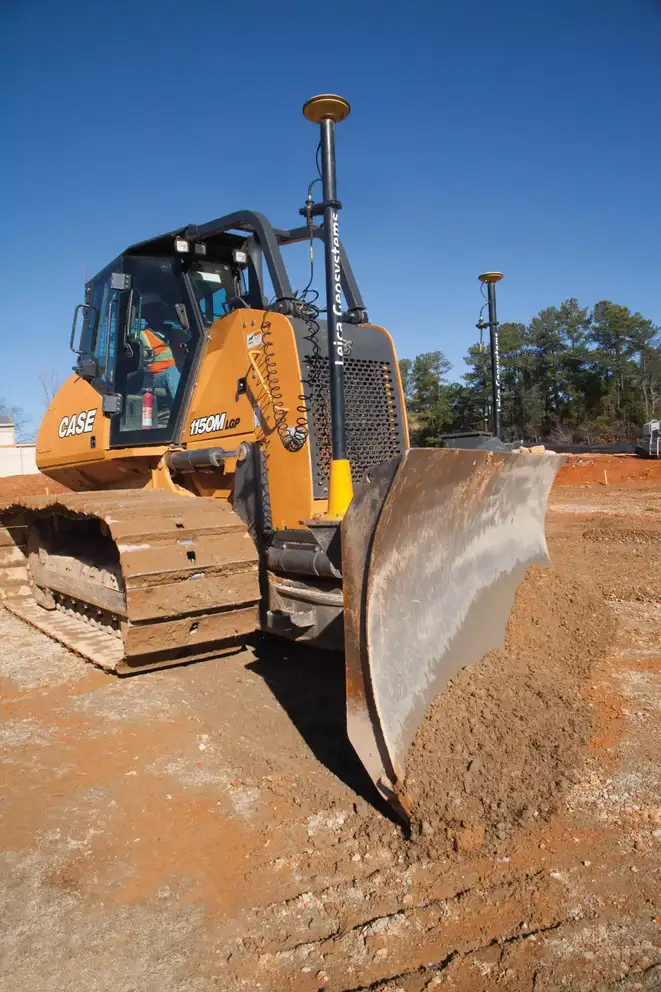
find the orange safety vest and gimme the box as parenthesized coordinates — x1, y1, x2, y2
(141, 328, 176, 374)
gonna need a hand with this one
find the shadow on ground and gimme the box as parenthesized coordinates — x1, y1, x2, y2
(247, 633, 395, 819)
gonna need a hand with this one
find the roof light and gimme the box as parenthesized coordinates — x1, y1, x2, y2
(233, 249, 248, 265)
(174, 237, 190, 253)
(194, 242, 207, 255)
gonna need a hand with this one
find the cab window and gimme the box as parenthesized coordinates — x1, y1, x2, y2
(188, 262, 238, 325)
(83, 276, 123, 386)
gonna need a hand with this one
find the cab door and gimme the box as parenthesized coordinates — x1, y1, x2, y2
(109, 255, 200, 449)
(83, 270, 126, 392)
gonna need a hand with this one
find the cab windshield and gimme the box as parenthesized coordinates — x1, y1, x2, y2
(188, 262, 239, 326)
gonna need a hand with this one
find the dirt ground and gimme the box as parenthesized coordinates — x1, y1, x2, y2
(555, 453, 661, 487)
(1, 468, 661, 991)
(405, 568, 615, 856)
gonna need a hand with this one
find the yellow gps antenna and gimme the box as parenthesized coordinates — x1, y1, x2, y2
(478, 272, 504, 439)
(303, 95, 353, 517)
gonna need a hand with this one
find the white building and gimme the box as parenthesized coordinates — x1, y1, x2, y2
(0, 416, 38, 476)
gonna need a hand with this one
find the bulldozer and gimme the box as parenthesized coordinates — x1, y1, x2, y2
(0, 96, 561, 816)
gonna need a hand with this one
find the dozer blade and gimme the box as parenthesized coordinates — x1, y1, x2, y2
(341, 447, 562, 818)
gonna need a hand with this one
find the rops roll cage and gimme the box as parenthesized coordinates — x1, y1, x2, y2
(131, 209, 368, 325)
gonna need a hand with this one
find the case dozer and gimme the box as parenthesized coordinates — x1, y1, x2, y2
(0, 96, 561, 815)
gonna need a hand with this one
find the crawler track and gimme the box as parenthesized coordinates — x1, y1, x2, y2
(0, 489, 260, 673)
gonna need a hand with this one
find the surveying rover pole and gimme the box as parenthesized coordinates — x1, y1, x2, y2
(478, 271, 504, 440)
(303, 94, 353, 516)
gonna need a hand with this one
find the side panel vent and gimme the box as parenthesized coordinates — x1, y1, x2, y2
(291, 319, 406, 498)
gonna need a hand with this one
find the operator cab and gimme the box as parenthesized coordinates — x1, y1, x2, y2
(70, 210, 369, 450)
(74, 227, 247, 448)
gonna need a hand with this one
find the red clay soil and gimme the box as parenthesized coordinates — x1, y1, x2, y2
(0, 473, 68, 500)
(555, 453, 661, 486)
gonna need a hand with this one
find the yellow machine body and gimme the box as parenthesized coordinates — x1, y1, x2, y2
(35, 307, 405, 531)
(0, 212, 561, 817)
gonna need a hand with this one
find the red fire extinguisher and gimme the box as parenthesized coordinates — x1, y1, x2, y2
(141, 388, 154, 429)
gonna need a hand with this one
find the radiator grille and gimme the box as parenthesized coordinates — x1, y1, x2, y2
(304, 356, 403, 493)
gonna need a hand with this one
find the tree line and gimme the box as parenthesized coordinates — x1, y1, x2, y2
(398, 299, 661, 446)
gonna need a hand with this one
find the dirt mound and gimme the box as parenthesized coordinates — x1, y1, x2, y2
(0, 473, 68, 500)
(404, 567, 614, 857)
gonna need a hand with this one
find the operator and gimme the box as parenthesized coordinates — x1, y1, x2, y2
(139, 302, 181, 402)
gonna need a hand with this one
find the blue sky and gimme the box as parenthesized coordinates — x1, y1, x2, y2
(2, 0, 660, 431)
